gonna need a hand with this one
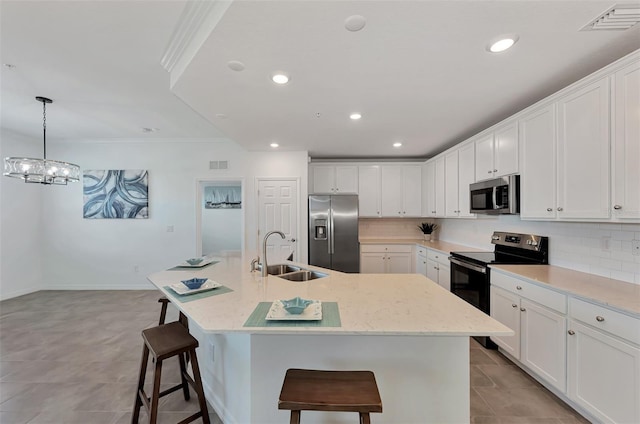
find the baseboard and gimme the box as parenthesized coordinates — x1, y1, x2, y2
(0, 286, 42, 301)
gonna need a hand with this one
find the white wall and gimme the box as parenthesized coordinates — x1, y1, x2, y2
(30, 139, 308, 291)
(438, 216, 640, 285)
(0, 130, 44, 299)
(202, 208, 242, 255)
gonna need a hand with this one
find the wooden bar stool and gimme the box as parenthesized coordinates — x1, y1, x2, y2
(278, 368, 383, 424)
(131, 322, 210, 424)
(157, 296, 188, 327)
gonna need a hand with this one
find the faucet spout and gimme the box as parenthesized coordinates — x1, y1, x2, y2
(261, 230, 286, 277)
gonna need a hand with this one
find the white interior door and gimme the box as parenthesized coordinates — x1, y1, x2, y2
(257, 179, 298, 263)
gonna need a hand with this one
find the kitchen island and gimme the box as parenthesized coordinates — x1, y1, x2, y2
(147, 255, 512, 424)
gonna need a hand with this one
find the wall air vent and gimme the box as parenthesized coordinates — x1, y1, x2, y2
(581, 4, 640, 31)
(209, 160, 229, 170)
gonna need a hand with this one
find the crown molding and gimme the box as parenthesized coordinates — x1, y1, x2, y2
(161, 0, 233, 84)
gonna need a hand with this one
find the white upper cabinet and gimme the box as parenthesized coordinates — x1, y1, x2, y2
(557, 78, 610, 219)
(358, 165, 381, 217)
(435, 157, 446, 217)
(520, 103, 557, 220)
(475, 122, 518, 182)
(612, 60, 640, 219)
(380, 165, 422, 217)
(444, 143, 475, 218)
(311, 165, 358, 194)
(423, 161, 436, 217)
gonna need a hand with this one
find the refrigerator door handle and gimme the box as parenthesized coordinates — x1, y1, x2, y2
(327, 207, 333, 255)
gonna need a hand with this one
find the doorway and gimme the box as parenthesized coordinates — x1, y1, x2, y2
(196, 179, 244, 257)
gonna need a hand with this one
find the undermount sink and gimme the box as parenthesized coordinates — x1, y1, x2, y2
(277, 270, 328, 281)
(266, 264, 301, 276)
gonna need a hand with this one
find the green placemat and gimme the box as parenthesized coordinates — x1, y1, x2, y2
(167, 261, 220, 271)
(243, 302, 341, 327)
(162, 285, 233, 303)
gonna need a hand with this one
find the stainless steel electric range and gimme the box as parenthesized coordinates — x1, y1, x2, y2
(449, 231, 549, 348)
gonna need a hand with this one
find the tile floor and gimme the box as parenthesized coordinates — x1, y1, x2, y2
(0, 290, 591, 423)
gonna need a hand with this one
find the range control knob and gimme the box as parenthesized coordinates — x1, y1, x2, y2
(531, 241, 538, 246)
(492, 236, 500, 241)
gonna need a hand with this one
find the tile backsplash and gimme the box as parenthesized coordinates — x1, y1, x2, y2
(360, 216, 640, 285)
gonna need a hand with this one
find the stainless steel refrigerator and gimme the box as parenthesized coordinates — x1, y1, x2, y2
(308, 195, 359, 273)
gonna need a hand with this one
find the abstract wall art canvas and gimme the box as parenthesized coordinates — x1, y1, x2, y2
(83, 170, 149, 219)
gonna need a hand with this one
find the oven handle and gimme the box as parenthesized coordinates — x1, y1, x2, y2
(449, 257, 487, 274)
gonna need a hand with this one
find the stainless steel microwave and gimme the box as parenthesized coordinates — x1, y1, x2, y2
(469, 175, 520, 214)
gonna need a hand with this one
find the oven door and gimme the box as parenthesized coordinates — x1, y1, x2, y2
(449, 256, 490, 313)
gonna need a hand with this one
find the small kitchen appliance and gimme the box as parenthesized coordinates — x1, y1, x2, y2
(308, 195, 360, 273)
(449, 231, 548, 348)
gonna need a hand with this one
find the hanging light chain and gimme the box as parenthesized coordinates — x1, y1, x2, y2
(42, 98, 47, 159)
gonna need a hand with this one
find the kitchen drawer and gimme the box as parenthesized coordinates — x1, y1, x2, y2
(416, 246, 427, 257)
(360, 244, 413, 253)
(491, 271, 567, 314)
(427, 249, 448, 263)
(569, 297, 640, 345)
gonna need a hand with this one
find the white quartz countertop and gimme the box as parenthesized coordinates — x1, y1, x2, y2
(491, 264, 640, 316)
(360, 238, 481, 254)
(147, 256, 513, 336)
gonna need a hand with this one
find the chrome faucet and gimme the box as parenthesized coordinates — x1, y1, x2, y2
(261, 230, 286, 277)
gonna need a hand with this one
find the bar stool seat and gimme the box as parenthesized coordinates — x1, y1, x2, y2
(278, 368, 382, 424)
(131, 322, 209, 424)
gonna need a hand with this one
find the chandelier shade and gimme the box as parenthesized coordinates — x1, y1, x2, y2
(3, 96, 80, 185)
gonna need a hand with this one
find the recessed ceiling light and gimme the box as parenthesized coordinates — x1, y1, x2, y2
(487, 35, 519, 53)
(227, 60, 245, 71)
(270, 142, 279, 148)
(272, 74, 289, 84)
(345, 15, 367, 32)
(215, 113, 228, 119)
(142, 127, 159, 133)
(350, 113, 362, 120)
(3, 64, 16, 69)
(393, 142, 403, 148)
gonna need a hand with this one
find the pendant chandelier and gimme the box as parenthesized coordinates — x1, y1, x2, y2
(3, 96, 80, 185)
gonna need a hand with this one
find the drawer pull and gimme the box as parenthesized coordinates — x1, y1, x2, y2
(568, 330, 575, 335)
(511, 304, 517, 308)
(546, 208, 553, 212)
(516, 286, 522, 290)
(520, 307, 526, 312)
(596, 316, 605, 322)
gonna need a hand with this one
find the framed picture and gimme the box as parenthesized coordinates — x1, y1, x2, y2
(204, 186, 241, 209)
(83, 170, 149, 219)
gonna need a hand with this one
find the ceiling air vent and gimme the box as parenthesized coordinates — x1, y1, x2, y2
(209, 160, 229, 170)
(581, 4, 640, 31)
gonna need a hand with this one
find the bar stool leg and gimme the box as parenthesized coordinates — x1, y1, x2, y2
(360, 412, 371, 424)
(177, 352, 191, 401)
(290, 410, 301, 424)
(131, 344, 149, 424)
(189, 348, 210, 424)
(148, 359, 163, 424)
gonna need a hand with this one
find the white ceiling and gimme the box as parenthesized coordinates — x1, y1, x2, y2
(2, 1, 640, 160)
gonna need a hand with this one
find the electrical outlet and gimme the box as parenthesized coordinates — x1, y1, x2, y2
(632, 240, 640, 256)
(601, 236, 611, 252)
(167, 225, 174, 233)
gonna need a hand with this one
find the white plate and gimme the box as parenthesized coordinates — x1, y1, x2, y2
(178, 257, 218, 268)
(169, 279, 221, 295)
(265, 300, 322, 321)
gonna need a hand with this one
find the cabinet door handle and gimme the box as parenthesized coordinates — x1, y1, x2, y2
(568, 330, 575, 335)
(493, 169, 498, 173)
(487, 170, 492, 174)
(547, 208, 553, 212)
(520, 307, 526, 312)
(596, 316, 605, 322)
(557, 207, 563, 211)
(516, 286, 522, 290)
(614, 205, 622, 210)
(511, 304, 517, 308)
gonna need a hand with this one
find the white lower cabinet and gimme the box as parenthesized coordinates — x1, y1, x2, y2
(490, 272, 567, 393)
(426, 249, 450, 291)
(567, 299, 640, 424)
(415, 246, 427, 277)
(360, 244, 413, 274)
